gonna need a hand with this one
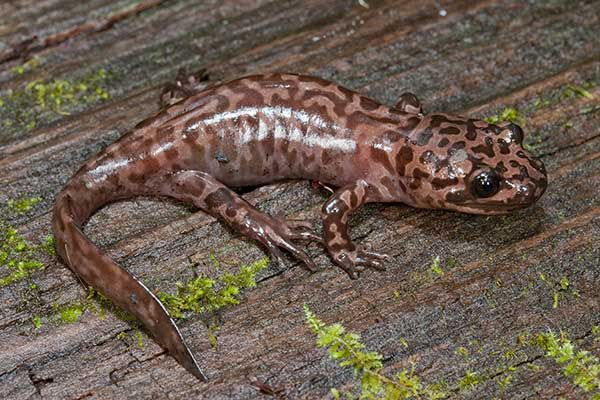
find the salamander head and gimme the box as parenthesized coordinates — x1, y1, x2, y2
(400, 114, 547, 214)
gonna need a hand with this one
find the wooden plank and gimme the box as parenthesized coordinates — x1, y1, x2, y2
(0, 0, 598, 398)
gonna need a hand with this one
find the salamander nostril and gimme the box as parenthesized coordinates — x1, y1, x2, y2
(537, 159, 547, 175)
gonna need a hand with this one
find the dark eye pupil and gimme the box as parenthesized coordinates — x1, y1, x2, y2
(472, 171, 500, 198)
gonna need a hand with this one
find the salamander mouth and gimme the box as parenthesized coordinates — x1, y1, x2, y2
(462, 201, 532, 214)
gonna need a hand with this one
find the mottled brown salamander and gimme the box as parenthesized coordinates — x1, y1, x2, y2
(52, 73, 547, 380)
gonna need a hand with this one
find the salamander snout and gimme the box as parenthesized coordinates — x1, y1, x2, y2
(403, 115, 549, 215)
(520, 151, 547, 203)
(467, 129, 548, 213)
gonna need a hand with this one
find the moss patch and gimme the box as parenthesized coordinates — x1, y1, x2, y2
(429, 256, 443, 277)
(304, 305, 448, 399)
(116, 329, 145, 349)
(10, 57, 42, 76)
(305, 306, 600, 398)
(485, 107, 526, 126)
(55, 302, 85, 324)
(0, 225, 45, 286)
(84, 287, 138, 324)
(530, 79, 596, 111)
(7, 197, 40, 215)
(0, 68, 111, 134)
(458, 371, 480, 391)
(31, 315, 42, 329)
(42, 258, 268, 343)
(1, 197, 53, 287)
(539, 273, 580, 309)
(454, 346, 469, 358)
(157, 257, 269, 319)
(536, 331, 600, 396)
(394, 256, 461, 301)
(562, 84, 595, 100)
(45, 287, 139, 329)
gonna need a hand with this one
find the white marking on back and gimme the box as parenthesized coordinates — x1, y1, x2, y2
(88, 158, 129, 182)
(151, 141, 174, 157)
(197, 106, 356, 152)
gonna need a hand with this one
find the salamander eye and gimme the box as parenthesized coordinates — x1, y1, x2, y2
(507, 123, 524, 145)
(472, 170, 500, 198)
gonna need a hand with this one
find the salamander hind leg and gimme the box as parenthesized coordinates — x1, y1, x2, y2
(160, 68, 212, 107)
(321, 180, 391, 279)
(159, 170, 320, 271)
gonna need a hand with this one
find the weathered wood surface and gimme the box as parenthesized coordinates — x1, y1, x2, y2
(0, 0, 599, 398)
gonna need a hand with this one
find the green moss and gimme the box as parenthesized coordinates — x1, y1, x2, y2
(23, 69, 110, 114)
(503, 348, 517, 360)
(304, 305, 447, 399)
(116, 330, 145, 349)
(530, 81, 596, 112)
(527, 363, 542, 372)
(458, 371, 480, 391)
(56, 303, 84, 324)
(496, 374, 513, 391)
(539, 273, 578, 309)
(7, 197, 40, 215)
(430, 256, 443, 277)
(47, 258, 266, 335)
(485, 107, 525, 126)
(536, 331, 600, 396)
(208, 253, 220, 268)
(0, 68, 111, 133)
(31, 315, 42, 329)
(42, 235, 56, 256)
(134, 330, 145, 349)
(455, 347, 469, 358)
(207, 322, 220, 350)
(0, 225, 45, 286)
(592, 326, 600, 338)
(51, 288, 130, 327)
(305, 311, 600, 398)
(157, 258, 269, 319)
(1, 198, 53, 287)
(563, 84, 594, 100)
(533, 97, 552, 109)
(10, 57, 42, 76)
(85, 287, 137, 324)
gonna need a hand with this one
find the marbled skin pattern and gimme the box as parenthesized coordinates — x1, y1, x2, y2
(51, 73, 547, 381)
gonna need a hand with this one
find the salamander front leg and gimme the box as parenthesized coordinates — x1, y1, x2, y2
(159, 170, 320, 271)
(160, 68, 213, 106)
(396, 92, 423, 115)
(321, 180, 390, 279)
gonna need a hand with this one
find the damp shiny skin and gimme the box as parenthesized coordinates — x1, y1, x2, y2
(51, 73, 547, 381)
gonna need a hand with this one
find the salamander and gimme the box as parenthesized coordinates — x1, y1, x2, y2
(51, 73, 547, 381)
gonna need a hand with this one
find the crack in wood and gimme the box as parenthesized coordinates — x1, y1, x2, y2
(0, 0, 167, 64)
(27, 367, 54, 396)
(540, 133, 600, 158)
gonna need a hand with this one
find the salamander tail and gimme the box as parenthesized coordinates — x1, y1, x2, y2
(51, 178, 207, 381)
